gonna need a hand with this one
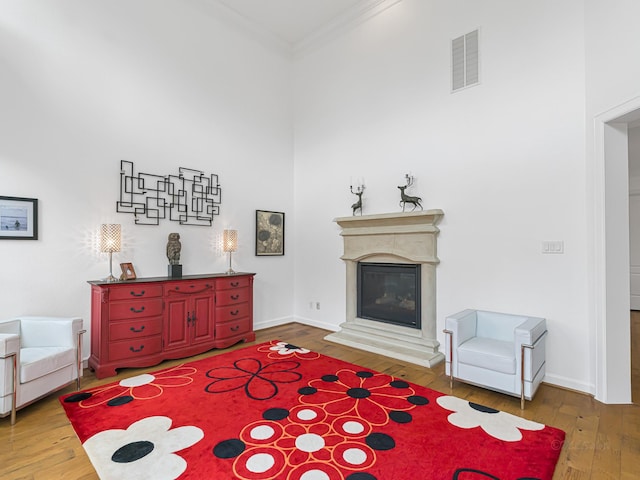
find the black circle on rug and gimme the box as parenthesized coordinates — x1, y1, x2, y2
(346, 473, 378, 480)
(263, 408, 289, 421)
(389, 411, 413, 424)
(111, 440, 154, 463)
(365, 432, 395, 451)
(213, 439, 246, 459)
(407, 395, 429, 405)
(321, 374, 339, 382)
(107, 395, 134, 407)
(469, 402, 499, 414)
(390, 380, 410, 389)
(64, 392, 92, 402)
(298, 386, 317, 395)
(356, 371, 374, 378)
(347, 387, 371, 399)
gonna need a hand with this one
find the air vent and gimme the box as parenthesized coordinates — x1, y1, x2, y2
(451, 29, 479, 92)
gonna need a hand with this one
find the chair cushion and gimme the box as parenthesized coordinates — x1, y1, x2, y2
(457, 337, 515, 374)
(20, 347, 75, 383)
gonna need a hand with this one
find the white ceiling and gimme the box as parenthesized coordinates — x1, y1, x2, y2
(213, 0, 380, 46)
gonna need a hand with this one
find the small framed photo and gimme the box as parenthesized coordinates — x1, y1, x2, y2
(0, 196, 38, 240)
(255, 210, 284, 256)
(119, 262, 137, 280)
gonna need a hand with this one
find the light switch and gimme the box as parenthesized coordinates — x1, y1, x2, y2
(542, 241, 564, 254)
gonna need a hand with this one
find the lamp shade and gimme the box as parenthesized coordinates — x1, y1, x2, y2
(100, 224, 121, 253)
(223, 229, 238, 252)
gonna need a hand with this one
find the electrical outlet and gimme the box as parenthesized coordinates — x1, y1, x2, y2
(309, 301, 314, 309)
(316, 302, 321, 310)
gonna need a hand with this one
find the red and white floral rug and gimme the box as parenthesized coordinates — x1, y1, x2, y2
(60, 340, 565, 480)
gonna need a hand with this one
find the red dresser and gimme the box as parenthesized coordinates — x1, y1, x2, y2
(88, 273, 255, 379)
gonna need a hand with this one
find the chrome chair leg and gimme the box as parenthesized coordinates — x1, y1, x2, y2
(76, 330, 86, 390)
(520, 330, 548, 409)
(1, 352, 17, 425)
(443, 329, 454, 389)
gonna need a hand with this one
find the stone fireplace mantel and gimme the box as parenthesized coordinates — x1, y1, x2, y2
(325, 210, 445, 367)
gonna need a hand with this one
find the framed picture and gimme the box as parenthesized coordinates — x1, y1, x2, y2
(119, 262, 137, 280)
(0, 196, 38, 240)
(255, 210, 285, 256)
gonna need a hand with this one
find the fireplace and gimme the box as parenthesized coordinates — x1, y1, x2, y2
(358, 263, 421, 329)
(325, 210, 444, 368)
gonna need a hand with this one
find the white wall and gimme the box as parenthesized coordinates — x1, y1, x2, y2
(0, 0, 295, 357)
(293, 0, 591, 393)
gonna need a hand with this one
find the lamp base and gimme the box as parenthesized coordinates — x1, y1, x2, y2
(225, 268, 236, 275)
(104, 274, 118, 283)
(168, 264, 182, 278)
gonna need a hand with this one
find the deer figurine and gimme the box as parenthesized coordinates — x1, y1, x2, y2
(351, 191, 363, 216)
(398, 174, 423, 212)
(350, 183, 365, 216)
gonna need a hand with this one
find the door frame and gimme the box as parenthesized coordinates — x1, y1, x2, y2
(592, 96, 640, 403)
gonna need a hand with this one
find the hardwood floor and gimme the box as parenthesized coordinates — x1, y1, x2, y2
(2, 322, 639, 479)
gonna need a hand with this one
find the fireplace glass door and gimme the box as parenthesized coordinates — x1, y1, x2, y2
(357, 262, 421, 328)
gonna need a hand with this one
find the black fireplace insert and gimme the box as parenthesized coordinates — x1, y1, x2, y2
(357, 262, 421, 329)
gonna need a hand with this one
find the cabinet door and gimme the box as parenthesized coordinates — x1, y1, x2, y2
(190, 293, 215, 345)
(164, 296, 190, 350)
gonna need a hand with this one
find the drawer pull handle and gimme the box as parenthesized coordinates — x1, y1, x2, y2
(130, 290, 145, 297)
(231, 282, 239, 287)
(230, 309, 240, 316)
(231, 325, 240, 332)
(130, 326, 146, 333)
(231, 294, 240, 300)
(130, 306, 146, 313)
(129, 345, 145, 353)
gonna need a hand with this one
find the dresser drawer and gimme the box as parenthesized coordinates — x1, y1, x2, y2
(110, 298, 163, 320)
(216, 276, 250, 290)
(216, 303, 250, 323)
(164, 280, 214, 296)
(216, 287, 249, 306)
(109, 284, 163, 301)
(110, 317, 163, 341)
(109, 336, 162, 361)
(216, 317, 251, 340)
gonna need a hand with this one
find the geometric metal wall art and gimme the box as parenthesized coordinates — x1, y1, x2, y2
(116, 160, 222, 226)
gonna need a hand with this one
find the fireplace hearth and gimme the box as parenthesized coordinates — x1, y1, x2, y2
(325, 210, 444, 368)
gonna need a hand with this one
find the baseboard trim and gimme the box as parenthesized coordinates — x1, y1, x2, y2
(290, 316, 340, 332)
(542, 373, 595, 396)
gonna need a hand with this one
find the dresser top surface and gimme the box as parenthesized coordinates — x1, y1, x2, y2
(88, 272, 255, 286)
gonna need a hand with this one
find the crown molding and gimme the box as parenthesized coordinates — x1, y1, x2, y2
(293, 0, 403, 58)
(189, 0, 402, 60)
(187, 0, 293, 58)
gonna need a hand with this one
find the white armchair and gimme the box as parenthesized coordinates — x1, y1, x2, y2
(0, 316, 85, 425)
(443, 309, 547, 408)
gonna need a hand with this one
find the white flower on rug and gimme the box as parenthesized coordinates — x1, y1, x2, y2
(83, 416, 204, 480)
(270, 341, 311, 355)
(257, 341, 321, 360)
(436, 396, 544, 442)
